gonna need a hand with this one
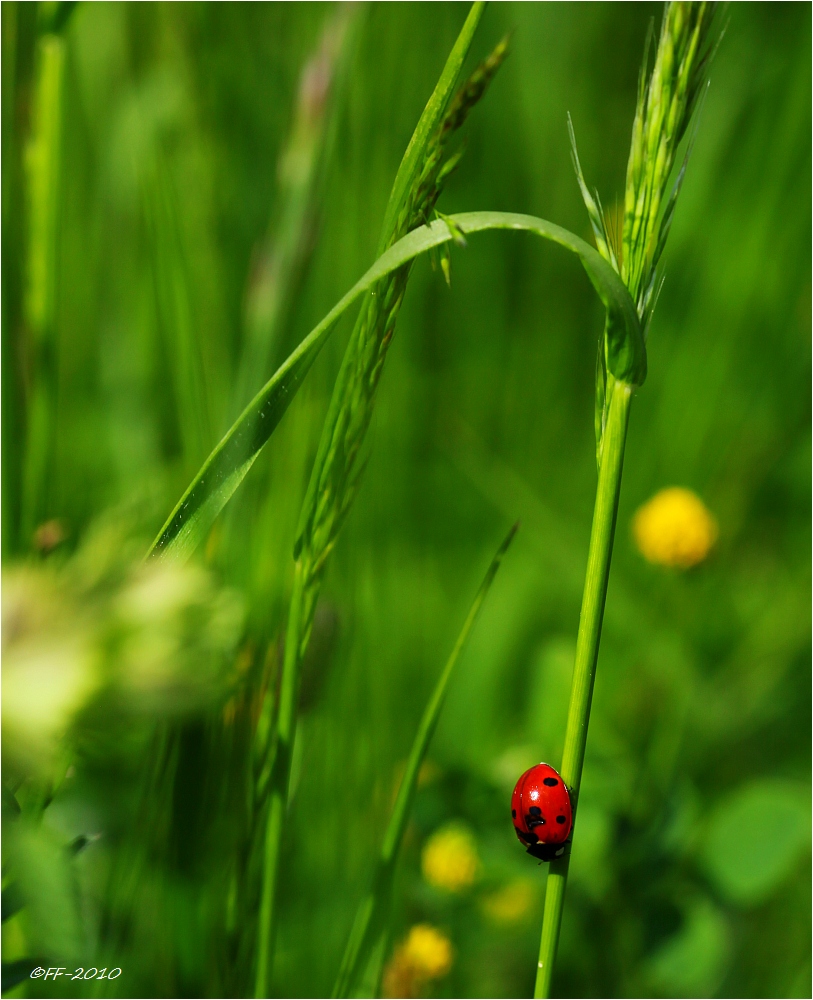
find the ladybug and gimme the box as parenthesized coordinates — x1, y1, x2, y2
(511, 762, 572, 862)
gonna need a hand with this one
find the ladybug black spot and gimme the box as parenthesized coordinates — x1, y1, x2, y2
(556, 815, 566, 824)
(511, 809, 516, 818)
(543, 777, 558, 786)
(529, 806, 542, 817)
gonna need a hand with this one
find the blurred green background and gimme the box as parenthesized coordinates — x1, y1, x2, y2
(2, 3, 810, 998)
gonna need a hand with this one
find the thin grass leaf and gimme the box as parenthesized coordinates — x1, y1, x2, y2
(642, 273, 666, 344)
(142, 149, 215, 469)
(353, 933, 389, 1000)
(567, 115, 618, 271)
(332, 523, 519, 1000)
(148, 211, 642, 563)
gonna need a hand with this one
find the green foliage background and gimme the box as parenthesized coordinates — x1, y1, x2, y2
(2, 3, 810, 998)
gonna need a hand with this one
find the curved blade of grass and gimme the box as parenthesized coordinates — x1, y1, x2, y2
(332, 523, 518, 999)
(149, 213, 642, 562)
(150, 0, 482, 566)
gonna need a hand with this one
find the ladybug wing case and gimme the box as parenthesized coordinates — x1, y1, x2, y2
(511, 763, 573, 861)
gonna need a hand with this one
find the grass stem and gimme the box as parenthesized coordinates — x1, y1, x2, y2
(535, 8, 719, 990)
(254, 557, 306, 998)
(535, 377, 631, 999)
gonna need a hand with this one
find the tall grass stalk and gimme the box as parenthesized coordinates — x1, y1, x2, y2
(534, 5, 718, 995)
(142, 150, 217, 471)
(252, 7, 505, 993)
(20, 8, 70, 544)
(1, 1, 20, 553)
(232, 7, 355, 420)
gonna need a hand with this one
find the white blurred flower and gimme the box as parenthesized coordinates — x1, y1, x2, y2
(2, 519, 243, 779)
(2, 569, 98, 773)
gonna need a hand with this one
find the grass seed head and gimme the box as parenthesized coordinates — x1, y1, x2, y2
(298, 37, 512, 625)
(621, 2, 719, 315)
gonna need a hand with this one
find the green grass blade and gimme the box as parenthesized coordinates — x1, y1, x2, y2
(149, 212, 642, 562)
(332, 523, 518, 999)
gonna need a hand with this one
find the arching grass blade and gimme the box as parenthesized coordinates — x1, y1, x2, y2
(149, 213, 642, 563)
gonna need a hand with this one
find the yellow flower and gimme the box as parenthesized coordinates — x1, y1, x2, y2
(421, 823, 479, 892)
(632, 487, 718, 568)
(401, 924, 453, 979)
(480, 878, 536, 925)
(383, 924, 453, 998)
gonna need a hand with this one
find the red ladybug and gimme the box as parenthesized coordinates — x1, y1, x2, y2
(511, 762, 572, 861)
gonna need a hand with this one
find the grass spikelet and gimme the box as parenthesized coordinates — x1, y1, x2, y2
(253, 10, 510, 993)
(294, 31, 511, 593)
(621, 1, 719, 320)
